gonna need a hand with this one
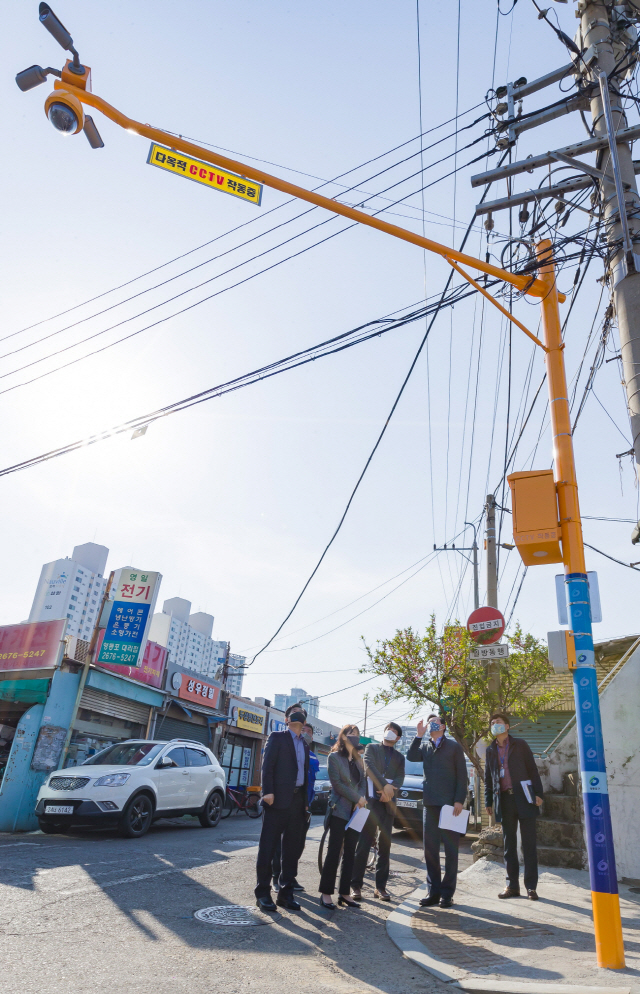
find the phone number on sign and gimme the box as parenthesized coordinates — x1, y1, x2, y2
(0, 650, 47, 659)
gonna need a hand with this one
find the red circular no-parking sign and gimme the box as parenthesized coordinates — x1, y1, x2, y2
(467, 606, 505, 645)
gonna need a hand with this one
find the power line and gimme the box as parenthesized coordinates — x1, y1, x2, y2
(0, 283, 479, 479)
(0, 139, 492, 397)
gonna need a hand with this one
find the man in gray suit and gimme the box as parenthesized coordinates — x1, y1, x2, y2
(407, 713, 467, 908)
(351, 722, 405, 901)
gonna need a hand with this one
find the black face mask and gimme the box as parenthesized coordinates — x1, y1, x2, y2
(346, 734, 360, 748)
(288, 712, 306, 725)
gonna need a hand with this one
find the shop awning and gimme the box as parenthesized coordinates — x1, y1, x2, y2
(87, 666, 164, 708)
(0, 678, 50, 704)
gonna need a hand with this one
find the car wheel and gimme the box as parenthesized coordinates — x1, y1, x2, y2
(38, 819, 59, 835)
(199, 791, 223, 828)
(118, 793, 153, 838)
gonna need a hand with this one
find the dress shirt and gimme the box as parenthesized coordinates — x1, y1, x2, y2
(289, 728, 305, 786)
(497, 737, 512, 790)
(431, 734, 445, 750)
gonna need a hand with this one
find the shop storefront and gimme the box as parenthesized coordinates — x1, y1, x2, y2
(222, 699, 266, 790)
(65, 666, 165, 766)
(152, 661, 227, 752)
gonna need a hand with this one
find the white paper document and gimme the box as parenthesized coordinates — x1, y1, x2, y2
(368, 777, 393, 798)
(438, 804, 470, 834)
(346, 806, 370, 833)
(520, 780, 534, 804)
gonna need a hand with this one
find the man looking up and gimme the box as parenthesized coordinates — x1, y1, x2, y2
(272, 721, 319, 893)
(485, 712, 543, 900)
(351, 721, 405, 901)
(408, 713, 467, 908)
(255, 703, 309, 912)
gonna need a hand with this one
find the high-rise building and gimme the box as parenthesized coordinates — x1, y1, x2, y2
(273, 687, 319, 719)
(399, 725, 418, 757)
(28, 543, 109, 641)
(148, 597, 227, 679)
(225, 654, 246, 697)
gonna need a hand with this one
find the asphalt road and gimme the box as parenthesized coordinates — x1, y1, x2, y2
(0, 813, 473, 994)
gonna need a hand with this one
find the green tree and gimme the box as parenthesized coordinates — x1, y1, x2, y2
(362, 617, 562, 779)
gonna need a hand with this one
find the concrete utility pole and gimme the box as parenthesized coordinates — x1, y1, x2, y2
(484, 495, 501, 695)
(433, 520, 480, 610)
(485, 495, 498, 609)
(578, 0, 640, 494)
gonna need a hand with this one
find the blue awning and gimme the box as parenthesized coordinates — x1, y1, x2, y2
(87, 667, 165, 708)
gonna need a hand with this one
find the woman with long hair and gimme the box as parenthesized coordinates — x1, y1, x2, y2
(319, 724, 367, 910)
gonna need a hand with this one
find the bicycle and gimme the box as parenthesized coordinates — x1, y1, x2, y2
(220, 785, 263, 819)
(317, 823, 378, 873)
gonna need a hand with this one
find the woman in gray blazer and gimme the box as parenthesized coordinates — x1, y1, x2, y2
(319, 724, 367, 910)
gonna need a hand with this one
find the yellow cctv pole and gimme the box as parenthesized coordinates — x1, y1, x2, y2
(16, 36, 623, 965)
(536, 240, 625, 969)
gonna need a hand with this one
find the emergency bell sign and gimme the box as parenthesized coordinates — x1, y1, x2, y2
(147, 143, 263, 205)
(97, 568, 161, 668)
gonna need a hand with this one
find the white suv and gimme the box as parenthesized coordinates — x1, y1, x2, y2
(35, 739, 226, 838)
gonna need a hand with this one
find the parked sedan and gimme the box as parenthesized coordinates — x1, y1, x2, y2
(35, 738, 226, 838)
(310, 765, 330, 813)
(392, 760, 424, 835)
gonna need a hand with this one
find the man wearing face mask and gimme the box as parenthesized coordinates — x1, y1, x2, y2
(255, 703, 310, 912)
(351, 722, 405, 901)
(271, 722, 319, 893)
(485, 713, 543, 900)
(408, 713, 468, 908)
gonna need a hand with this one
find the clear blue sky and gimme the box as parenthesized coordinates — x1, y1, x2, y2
(2, 1, 637, 737)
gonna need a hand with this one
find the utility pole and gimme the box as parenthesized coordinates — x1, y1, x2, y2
(485, 496, 500, 695)
(433, 521, 480, 610)
(578, 0, 640, 519)
(485, 495, 498, 609)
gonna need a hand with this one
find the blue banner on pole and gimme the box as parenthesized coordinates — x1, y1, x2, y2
(97, 601, 150, 667)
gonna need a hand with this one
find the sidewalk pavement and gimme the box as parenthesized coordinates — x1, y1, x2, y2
(386, 858, 640, 994)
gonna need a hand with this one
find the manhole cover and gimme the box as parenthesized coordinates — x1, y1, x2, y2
(194, 905, 275, 926)
(222, 840, 258, 847)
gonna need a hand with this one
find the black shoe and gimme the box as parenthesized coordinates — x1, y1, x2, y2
(256, 896, 277, 912)
(419, 894, 441, 907)
(292, 879, 304, 892)
(319, 896, 337, 910)
(439, 896, 454, 909)
(276, 896, 301, 911)
(527, 889, 539, 901)
(272, 878, 281, 892)
(338, 895, 361, 908)
(498, 886, 521, 899)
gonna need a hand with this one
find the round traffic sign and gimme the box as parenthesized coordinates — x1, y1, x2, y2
(467, 606, 505, 645)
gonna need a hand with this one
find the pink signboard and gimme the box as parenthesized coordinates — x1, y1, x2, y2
(95, 631, 167, 689)
(0, 620, 66, 671)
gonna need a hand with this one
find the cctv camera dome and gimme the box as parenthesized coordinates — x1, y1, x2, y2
(47, 100, 79, 134)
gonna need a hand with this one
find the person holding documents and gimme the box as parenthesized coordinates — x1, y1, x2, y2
(351, 722, 405, 902)
(319, 725, 367, 909)
(407, 713, 468, 908)
(485, 712, 543, 901)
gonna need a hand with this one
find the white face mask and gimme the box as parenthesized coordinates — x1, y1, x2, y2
(491, 722, 507, 736)
(384, 729, 398, 743)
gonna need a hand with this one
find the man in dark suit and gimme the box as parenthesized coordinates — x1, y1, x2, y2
(255, 702, 309, 912)
(407, 713, 468, 908)
(351, 722, 405, 901)
(484, 712, 544, 900)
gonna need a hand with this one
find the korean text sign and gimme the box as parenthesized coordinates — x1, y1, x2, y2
(96, 633, 167, 688)
(147, 143, 263, 205)
(175, 673, 221, 708)
(0, 620, 65, 671)
(97, 568, 161, 668)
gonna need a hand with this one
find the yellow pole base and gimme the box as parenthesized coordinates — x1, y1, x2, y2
(592, 891, 626, 968)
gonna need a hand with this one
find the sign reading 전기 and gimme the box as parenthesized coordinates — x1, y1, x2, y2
(97, 568, 161, 668)
(147, 143, 263, 205)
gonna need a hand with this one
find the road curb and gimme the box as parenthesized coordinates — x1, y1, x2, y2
(385, 884, 631, 994)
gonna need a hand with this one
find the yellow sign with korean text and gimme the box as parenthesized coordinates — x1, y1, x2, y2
(147, 143, 263, 206)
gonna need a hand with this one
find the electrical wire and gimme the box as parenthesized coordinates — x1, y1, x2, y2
(0, 139, 495, 396)
(584, 542, 640, 570)
(0, 283, 482, 479)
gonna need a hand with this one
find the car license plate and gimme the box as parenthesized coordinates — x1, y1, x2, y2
(45, 805, 74, 815)
(396, 799, 418, 808)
